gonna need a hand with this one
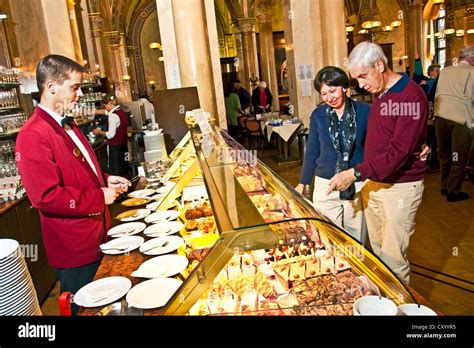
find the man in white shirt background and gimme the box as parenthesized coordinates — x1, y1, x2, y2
(93, 95, 130, 176)
(138, 91, 155, 125)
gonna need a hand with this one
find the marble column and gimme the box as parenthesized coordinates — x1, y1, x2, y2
(282, 0, 325, 126)
(79, 0, 97, 69)
(66, 0, 84, 63)
(407, 2, 424, 77)
(255, 1, 279, 111)
(40, 0, 77, 59)
(236, 18, 259, 92)
(320, 0, 347, 68)
(89, 13, 106, 77)
(157, 0, 226, 128)
(107, 32, 131, 102)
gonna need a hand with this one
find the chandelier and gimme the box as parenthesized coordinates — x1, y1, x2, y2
(346, 0, 402, 42)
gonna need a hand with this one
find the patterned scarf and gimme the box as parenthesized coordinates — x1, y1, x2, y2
(326, 97, 357, 200)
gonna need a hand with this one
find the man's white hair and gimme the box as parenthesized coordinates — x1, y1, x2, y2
(347, 41, 388, 70)
(459, 45, 474, 60)
(259, 81, 267, 88)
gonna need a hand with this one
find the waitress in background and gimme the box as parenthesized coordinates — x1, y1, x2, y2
(93, 95, 129, 176)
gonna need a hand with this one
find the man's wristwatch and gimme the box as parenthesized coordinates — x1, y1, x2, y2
(353, 167, 362, 181)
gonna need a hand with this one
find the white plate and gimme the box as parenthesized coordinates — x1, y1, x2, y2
(131, 254, 189, 279)
(139, 236, 184, 256)
(74, 276, 132, 308)
(146, 201, 162, 211)
(107, 222, 147, 238)
(145, 210, 180, 224)
(150, 193, 167, 201)
(126, 278, 182, 309)
(100, 236, 145, 255)
(156, 182, 176, 194)
(144, 210, 180, 224)
(0, 239, 19, 260)
(353, 296, 398, 316)
(143, 221, 184, 237)
(119, 209, 151, 222)
(128, 189, 156, 198)
(398, 304, 437, 316)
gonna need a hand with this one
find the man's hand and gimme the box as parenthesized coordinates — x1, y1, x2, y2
(101, 187, 119, 205)
(413, 144, 431, 161)
(107, 175, 131, 193)
(295, 183, 304, 194)
(326, 168, 356, 195)
(92, 128, 101, 136)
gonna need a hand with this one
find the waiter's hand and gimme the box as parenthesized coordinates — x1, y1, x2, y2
(101, 187, 120, 205)
(107, 175, 131, 193)
(92, 128, 102, 136)
(326, 168, 356, 195)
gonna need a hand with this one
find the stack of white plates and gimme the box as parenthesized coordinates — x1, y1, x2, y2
(0, 239, 42, 315)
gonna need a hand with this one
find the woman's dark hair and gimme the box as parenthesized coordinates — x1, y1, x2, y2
(313, 66, 350, 93)
(224, 82, 235, 97)
(36, 54, 85, 95)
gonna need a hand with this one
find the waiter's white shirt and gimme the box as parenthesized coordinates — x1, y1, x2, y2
(105, 105, 121, 140)
(38, 104, 98, 177)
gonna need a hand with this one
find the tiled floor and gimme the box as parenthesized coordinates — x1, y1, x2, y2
(41, 142, 474, 316)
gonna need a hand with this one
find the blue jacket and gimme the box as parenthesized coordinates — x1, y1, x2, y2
(300, 101, 371, 184)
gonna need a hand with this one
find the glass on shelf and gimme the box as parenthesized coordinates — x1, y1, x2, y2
(0, 140, 23, 201)
(0, 112, 26, 134)
(0, 89, 20, 109)
(0, 66, 20, 84)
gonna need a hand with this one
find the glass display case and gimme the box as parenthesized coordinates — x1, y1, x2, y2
(160, 123, 418, 316)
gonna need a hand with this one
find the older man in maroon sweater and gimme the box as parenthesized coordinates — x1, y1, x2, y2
(328, 42, 428, 284)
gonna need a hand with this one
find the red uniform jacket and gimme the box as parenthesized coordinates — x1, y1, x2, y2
(15, 107, 111, 268)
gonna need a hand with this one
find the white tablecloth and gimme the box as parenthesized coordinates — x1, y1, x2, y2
(263, 122, 302, 142)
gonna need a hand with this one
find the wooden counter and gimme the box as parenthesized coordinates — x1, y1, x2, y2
(0, 195, 27, 216)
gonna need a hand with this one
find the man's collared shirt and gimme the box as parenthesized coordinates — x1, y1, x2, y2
(38, 104, 98, 177)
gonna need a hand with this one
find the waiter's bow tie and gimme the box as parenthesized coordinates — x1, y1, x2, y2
(61, 116, 75, 129)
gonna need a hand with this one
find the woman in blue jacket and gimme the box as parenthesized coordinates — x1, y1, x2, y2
(296, 66, 370, 243)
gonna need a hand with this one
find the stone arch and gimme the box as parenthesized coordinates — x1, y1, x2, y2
(127, 0, 159, 95)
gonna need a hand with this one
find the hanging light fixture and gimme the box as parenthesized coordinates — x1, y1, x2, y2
(350, 0, 402, 42)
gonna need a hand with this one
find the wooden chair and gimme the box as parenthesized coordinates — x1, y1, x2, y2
(245, 118, 265, 152)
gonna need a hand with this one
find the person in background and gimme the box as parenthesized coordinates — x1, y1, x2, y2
(233, 79, 251, 114)
(433, 45, 474, 202)
(93, 95, 129, 176)
(327, 42, 429, 284)
(296, 66, 370, 243)
(413, 52, 441, 171)
(138, 90, 155, 124)
(224, 82, 244, 139)
(252, 81, 273, 114)
(15, 55, 131, 315)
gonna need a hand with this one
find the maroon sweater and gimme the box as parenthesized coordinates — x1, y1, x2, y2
(357, 74, 428, 183)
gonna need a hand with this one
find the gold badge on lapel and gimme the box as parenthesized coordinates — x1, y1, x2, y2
(73, 147, 81, 157)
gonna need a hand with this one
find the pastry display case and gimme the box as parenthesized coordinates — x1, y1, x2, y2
(158, 123, 418, 316)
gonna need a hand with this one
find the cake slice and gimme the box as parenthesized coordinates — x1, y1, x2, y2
(273, 264, 290, 289)
(334, 257, 351, 272)
(320, 256, 335, 275)
(289, 260, 306, 281)
(305, 258, 320, 279)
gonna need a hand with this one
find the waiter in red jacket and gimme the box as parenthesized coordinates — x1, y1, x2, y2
(15, 55, 131, 314)
(93, 95, 129, 176)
